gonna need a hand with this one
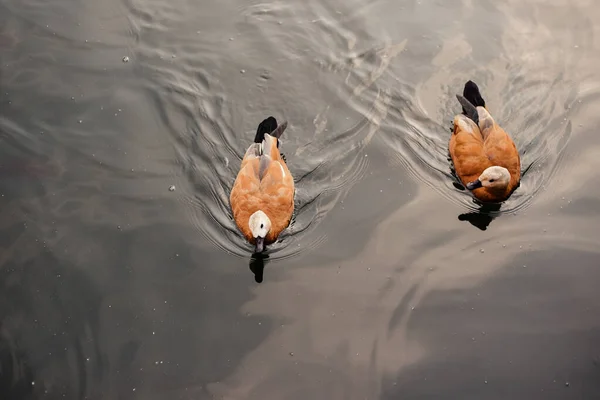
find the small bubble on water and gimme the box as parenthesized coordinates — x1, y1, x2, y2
(169, 185, 176, 192)
(289, 352, 294, 357)
(479, 248, 485, 253)
(240, 69, 245, 74)
(122, 56, 129, 63)
(565, 382, 570, 387)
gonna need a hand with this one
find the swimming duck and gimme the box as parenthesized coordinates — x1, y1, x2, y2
(230, 116, 295, 253)
(449, 81, 521, 203)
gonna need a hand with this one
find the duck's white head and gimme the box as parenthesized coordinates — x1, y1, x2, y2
(466, 166, 511, 190)
(249, 210, 271, 253)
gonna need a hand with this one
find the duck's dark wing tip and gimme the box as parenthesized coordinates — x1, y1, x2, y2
(270, 120, 288, 139)
(456, 94, 479, 125)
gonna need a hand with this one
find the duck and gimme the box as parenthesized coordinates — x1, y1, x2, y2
(230, 116, 295, 253)
(449, 80, 521, 203)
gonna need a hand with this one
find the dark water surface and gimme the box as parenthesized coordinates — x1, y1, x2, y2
(1, 0, 600, 398)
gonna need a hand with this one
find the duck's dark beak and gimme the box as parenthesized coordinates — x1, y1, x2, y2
(466, 179, 483, 190)
(254, 237, 265, 253)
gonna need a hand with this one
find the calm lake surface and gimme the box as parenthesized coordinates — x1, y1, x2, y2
(1, 0, 600, 398)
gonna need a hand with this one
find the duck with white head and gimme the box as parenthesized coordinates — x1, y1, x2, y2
(230, 116, 295, 253)
(450, 81, 521, 203)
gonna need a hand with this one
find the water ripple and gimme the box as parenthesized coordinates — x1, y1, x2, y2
(128, 0, 404, 259)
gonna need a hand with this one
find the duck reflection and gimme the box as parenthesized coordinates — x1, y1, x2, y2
(249, 252, 270, 283)
(458, 201, 502, 231)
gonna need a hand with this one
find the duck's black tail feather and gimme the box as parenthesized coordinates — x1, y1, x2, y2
(463, 80, 486, 110)
(254, 116, 278, 144)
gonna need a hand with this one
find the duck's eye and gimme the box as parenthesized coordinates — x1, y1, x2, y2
(489, 179, 495, 183)
(260, 223, 264, 229)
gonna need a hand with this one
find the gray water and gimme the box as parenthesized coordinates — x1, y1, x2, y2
(1, 0, 599, 398)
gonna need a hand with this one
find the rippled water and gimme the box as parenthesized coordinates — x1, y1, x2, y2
(1, 0, 599, 398)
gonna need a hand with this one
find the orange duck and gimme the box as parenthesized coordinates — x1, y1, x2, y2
(449, 81, 521, 203)
(230, 116, 295, 253)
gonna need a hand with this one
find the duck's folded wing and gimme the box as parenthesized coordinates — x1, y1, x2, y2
(451, 118, 490, 183)
(259, 158, 289, 184)
(262, 134, 282, 161)
(260, 159, 294, 217)
(232, 158, 261, 196)
(483, 128, 521, 182)
(259, 154, 272, 180)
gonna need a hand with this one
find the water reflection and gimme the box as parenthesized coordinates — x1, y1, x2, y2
(249, 253, 269, 284)
(458, 202, 502, 231)
(1, 0, 600, 398)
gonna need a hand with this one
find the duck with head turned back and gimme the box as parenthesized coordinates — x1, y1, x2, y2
(230, 116, 295, 253)
(449, 80, 521, 203)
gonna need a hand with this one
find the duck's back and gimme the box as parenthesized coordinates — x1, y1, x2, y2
(450, 114, 493, 186)
(230, 134, 294, 244)
(482, 125, 521, 190)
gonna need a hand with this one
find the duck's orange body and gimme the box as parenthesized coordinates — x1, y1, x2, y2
(450, 81, 521, 203)
(230, 117, 294, 250)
